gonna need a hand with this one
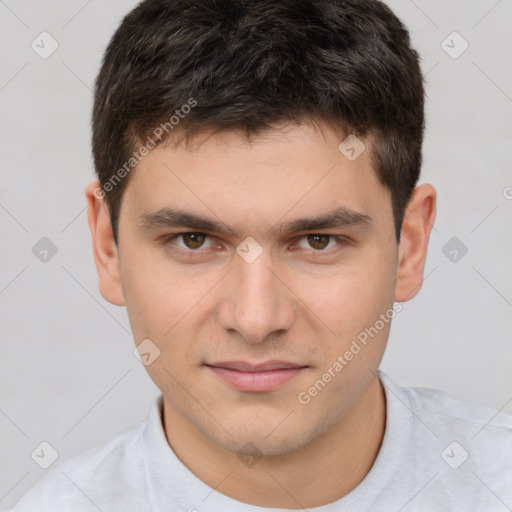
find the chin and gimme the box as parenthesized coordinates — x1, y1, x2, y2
(206, 423, 315, 458)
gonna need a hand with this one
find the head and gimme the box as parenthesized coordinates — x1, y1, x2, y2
(87, 0, 436, 457)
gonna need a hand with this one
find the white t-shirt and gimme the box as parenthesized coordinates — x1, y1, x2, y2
(7, 371, 512, 511)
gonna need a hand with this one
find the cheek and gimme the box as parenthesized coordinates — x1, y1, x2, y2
(121, 249, 218, 374)
(121, 246, 207, 333)
(122, 263, 208, 395)
(294, 252, 396, 349)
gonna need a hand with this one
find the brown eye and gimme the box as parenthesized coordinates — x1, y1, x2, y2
(292, 234, 349, 253)
(181, 233, 207, 249)
(307, 234, 330, 250)
(162, 232, 213, 251)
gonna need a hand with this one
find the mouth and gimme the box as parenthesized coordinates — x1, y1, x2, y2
(204, 360, 308, 392)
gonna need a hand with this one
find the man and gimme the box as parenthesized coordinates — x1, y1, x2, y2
(8, 0, 512, 510)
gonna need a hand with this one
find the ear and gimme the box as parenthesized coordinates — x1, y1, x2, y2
(85, 181, 125, 306)
(394, 183, 437, 302)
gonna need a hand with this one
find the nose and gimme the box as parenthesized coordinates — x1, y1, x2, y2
(217, 249, 295, 344)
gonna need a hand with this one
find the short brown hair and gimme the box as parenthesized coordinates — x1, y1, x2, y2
(92, 0, 425, 244)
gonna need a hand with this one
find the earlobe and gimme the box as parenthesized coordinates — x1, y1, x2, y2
(85, 181, 126, 306)
(394, 183, 437, 302)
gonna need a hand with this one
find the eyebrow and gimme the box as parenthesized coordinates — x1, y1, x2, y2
(138, 206, 373, 237)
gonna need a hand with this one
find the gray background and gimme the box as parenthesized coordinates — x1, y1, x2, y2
(0, 0, 511, 509)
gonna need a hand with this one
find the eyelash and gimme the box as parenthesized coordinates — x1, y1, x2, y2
(160, 232, 351, 255)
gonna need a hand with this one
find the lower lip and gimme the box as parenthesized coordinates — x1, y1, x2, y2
(206, 366, 306, 392)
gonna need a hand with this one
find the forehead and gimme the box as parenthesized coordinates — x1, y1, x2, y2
(121, 122, 392, 237)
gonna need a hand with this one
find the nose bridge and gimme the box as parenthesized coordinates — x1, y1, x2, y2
(237, 253, 276, 305)
(219, 247, 293, 342)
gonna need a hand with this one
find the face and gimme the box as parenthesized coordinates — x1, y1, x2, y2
(89, 121, 423, 458)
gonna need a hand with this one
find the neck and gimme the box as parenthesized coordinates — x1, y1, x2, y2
(162, 375, 386, 509)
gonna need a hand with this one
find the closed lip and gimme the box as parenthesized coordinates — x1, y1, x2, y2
(205, 360, 307, 372)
